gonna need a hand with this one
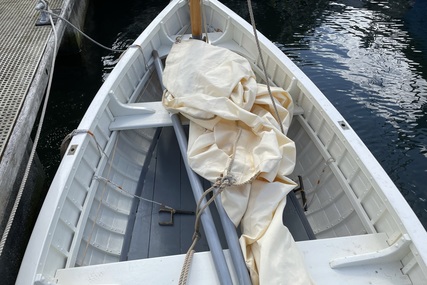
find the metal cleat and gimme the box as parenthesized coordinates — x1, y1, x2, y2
(159, 206, 195, 226)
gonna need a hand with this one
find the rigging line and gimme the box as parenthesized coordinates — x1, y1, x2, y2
(179, 178, 228, 285)
(62, 129, 109, 158)
(0, 13, 58, 256)
(201, 0, 209, 42)
(44, 10, 127, 53)
(246, 0, 285, 134)
(93, 175, 173, 210)
(81, 132, 120, 264)
(303, 158, 335, 209)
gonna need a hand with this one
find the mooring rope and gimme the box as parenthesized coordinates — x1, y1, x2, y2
(0, 13, 58, 256)
(1, 2, 126, 256)
(44, 9, 126, 53)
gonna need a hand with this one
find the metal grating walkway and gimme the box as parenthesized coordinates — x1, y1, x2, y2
(0, 0, 62, 158)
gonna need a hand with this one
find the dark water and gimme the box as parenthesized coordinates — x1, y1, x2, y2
(6, 0, 425, 282)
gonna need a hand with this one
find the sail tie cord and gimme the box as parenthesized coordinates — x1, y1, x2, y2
(179, 170, 260, 284)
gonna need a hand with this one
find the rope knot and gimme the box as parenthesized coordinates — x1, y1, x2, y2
(213, 173, 235, 190)
(192, 231, 201, 241)
(220, 174, 234, 187)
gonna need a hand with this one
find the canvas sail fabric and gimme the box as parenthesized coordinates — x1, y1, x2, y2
(163, 40, 313, 285)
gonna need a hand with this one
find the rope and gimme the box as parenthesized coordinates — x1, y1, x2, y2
(93, 175, 173, 210)
(44, 10, 127, 53)
(178, 175, 231, 285)
(178, 129, 257, 284)
(0, 13, 58, 256)
(302, 158, 335, 209)
(61, 129, 108, 157)
(246, 0, 285, 134)
(80, 131, 120, 264)
(201, 0, 209, 42)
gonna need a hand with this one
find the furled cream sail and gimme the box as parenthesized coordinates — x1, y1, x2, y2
(163, 39, 313, 285)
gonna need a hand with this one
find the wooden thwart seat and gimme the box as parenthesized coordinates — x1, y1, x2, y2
(296, 233, 411, 284)
(56, 250, 238, 285)
(108, 92, 304, 131)
(56, 233, 411, 285)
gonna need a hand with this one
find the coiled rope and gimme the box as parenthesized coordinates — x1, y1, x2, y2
(0, 13, 58, 256)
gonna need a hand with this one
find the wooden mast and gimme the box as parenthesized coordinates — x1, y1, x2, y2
(190, 0, 202, 39)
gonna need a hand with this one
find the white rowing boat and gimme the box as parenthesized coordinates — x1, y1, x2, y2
(17, 0, 427, 284)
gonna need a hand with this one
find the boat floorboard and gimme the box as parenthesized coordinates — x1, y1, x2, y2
(126, 126, 227, 260)
(124, 123, 315, 260)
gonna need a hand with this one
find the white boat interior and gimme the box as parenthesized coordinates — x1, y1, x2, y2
(17, 0, 427, 284)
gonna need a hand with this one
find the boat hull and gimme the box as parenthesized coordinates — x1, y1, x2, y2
(17, 0, 427, 284)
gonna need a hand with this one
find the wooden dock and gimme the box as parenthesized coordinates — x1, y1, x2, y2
(0, 0, 63, 235)
(0, 0, 91, 247)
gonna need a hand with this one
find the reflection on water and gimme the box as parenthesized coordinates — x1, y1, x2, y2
(101, 1, 170, 80)
(275, 0, 427, 226)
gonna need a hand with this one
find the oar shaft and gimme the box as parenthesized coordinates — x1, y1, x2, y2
(153, 50, 233, 285)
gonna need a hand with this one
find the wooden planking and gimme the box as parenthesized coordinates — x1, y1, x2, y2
(56, 250, 238, 285)
(127, 147, 157, 260)
(289, 118, 368, 238)
(127, 126, 230, 260)
(149, 127, 185, 256)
